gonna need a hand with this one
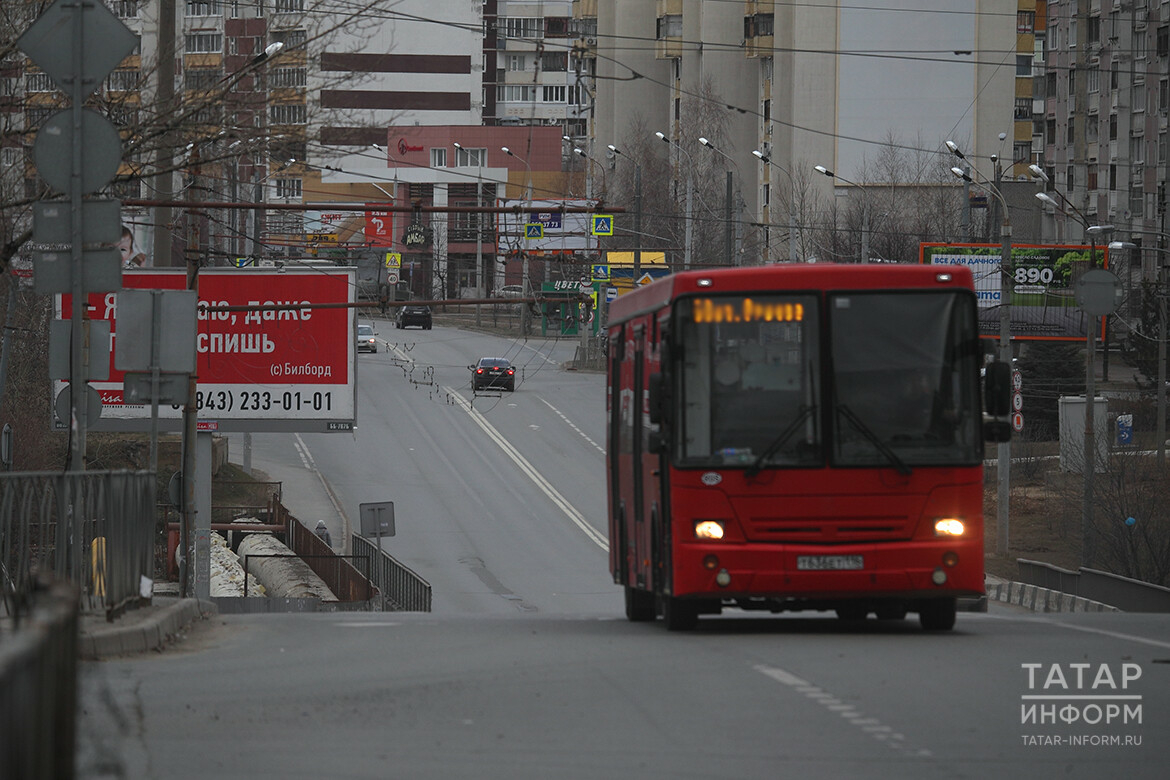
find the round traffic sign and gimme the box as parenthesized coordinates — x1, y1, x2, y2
(1011, 412, 1024, 432)
(1011, 369, 1022, 391)
(1012, 392, 1023, 411)
(34, 108, 122, 194)
(386, 272, 399, 284)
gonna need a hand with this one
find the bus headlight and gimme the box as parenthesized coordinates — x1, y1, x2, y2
(694, 520, 725, 540)
(934, 518, 965, 537)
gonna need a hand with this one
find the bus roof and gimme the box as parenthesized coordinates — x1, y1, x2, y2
(606, 263, 975, 327)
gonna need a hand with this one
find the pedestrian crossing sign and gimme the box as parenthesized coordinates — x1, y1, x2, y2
(592, 215, 613, 236)
(525, 223, 544, 239)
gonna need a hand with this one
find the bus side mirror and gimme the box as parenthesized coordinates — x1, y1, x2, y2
(983, 361, 1012, 442)
(984, 361, 1011, 416)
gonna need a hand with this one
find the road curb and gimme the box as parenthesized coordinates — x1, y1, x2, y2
(79, 598, 218, 660)
(986, 581, 1120, 613)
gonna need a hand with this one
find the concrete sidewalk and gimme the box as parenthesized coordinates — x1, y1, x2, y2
(79, 597, 217, 660)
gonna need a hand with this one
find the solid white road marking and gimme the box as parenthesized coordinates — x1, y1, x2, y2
(446, 386, 609, 552)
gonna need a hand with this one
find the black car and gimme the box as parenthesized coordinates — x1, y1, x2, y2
(396, 305, 432, 330)
(471, 357, 515, 391)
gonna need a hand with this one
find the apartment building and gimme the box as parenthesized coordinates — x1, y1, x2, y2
(583, 1, 1021, 264)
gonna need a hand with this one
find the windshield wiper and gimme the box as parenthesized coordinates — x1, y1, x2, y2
(835, 404, 912, 476)
(745, 405, 816, 479)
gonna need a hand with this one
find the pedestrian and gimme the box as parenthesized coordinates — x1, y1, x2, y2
(378, 283, 390, 316)
(314, 520, 332, 548)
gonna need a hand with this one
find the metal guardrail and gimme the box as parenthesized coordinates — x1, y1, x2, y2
(1017, 558, 1170, 612)
(0, 579, 78, 779)
(350, 533, 431, 612)
(1, 470, 155, 618)
(290, 516, 374, 602)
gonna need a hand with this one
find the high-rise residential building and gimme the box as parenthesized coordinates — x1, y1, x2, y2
(584, 1, 1021, 264)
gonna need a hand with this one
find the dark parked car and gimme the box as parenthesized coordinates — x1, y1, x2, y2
(397, 304, 432, 330)
(356, 323, 377, 353)
(471, 357, 515, 391)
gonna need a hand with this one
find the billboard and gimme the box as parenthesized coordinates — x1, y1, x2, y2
(54, 267, 357, 432)
(921, 243, 1108, 341)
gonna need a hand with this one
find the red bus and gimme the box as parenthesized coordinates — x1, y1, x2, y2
(606, 264, 1011, 630)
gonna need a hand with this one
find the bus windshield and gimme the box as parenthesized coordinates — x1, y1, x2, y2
(829, 290, 981, 467)
(674, 294, 821, 468)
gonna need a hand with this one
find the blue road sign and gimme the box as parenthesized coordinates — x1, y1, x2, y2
(592, 264, 609, 281)
(525, 223, 544, 239)
(592, 215, 613, 236)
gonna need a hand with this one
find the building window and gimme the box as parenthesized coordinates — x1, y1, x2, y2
(1109, 113, 1117, 140)
(1018, 11, 1035, 34)
(107, 69, 141, 92)
(541, 52, 568, 72)
(500, 17, 541, 39)
(1015, 96, 1032, 119)
(185, 32, 222, 53)
(113, 1, 139, 19)
(455, 146, 486, 167)
(272, 29, 307, 48)
(542, 85, 566, 102)
(1016, 55, 1033, 77)
(184, 68, 221, 90)
(545, 17, 571, 37)
(497, 85, 536, 102)
(1014, 142, 1032, 166)
(1133, 83, 1147, 112)
(1130, 135, 1144, 164)
(1158, 26, 1169, 57)
(744, 14, 775, 38)
(507, 54, 525, 71)
(25, 72, 54, 92)
(1087, 164, 1098, 190)
(186, 0, 220, 17)
(274, 0, 304, 12)
(273, 178, 302, 199)
(270, 68, 307, 88)
(269, 103, 307, 124)
(656, 14, 682, 39)
(430, 147, 447, 168)
(1086, 65, 1099, 93)
(1, 147, 21, 167)
(1160, 78, 1169, 114)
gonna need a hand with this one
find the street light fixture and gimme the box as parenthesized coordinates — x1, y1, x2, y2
(607, 144, 642, 279)
(814, 165, 870, 264)
(752, 149, 800, 263)
(698, 137, 741, 266)
(502, 146, 535, 333)
(655, 131, 695, 270)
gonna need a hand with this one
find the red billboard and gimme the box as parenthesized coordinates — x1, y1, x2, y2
(54, 268, 357, 433)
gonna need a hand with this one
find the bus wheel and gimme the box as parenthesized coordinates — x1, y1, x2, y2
(662, 596, 699, 631)
(918, 599, 957, 631)
(624, 586, 656, 622)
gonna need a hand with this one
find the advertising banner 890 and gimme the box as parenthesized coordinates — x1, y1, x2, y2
(921, 243, 1106, 341)
(54, 268, 357, 433)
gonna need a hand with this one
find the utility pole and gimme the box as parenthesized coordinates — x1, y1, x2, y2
(153, 0, 176, 267)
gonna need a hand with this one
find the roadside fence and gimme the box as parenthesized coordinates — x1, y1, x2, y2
(350, 533, 431, 612)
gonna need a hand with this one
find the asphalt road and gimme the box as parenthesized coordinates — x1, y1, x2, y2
(77, 323, 1170, 779)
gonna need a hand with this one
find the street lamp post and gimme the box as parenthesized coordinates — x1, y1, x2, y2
(814, 165, 869, 264)
(946, 142, 1014, 556)
(699, 137, 741, 266)
(752, 149, 799, 263)
(1033, 174, 1116, 566)
(607, 144, 641, 279)
(655, 132, 694, 271)
(503, 146, 534, 335)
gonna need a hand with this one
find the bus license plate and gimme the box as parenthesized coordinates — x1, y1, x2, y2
(797, 555, 864, 571)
